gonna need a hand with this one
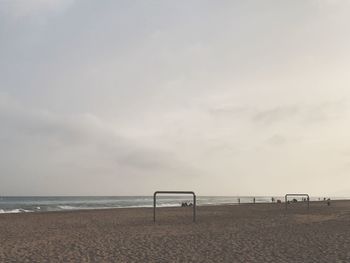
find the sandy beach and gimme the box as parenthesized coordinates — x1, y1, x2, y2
(1, 200, 350, 262)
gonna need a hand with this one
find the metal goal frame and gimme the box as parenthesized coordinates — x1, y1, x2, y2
(153, 191, 196, 223)
(285, 193, 310, 210)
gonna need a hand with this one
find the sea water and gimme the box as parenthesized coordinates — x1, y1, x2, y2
(0, 196, 345, 214)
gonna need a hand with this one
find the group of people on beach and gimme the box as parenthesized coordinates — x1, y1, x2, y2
(180, 197, 332, 207)
(181, 202, 193, 207)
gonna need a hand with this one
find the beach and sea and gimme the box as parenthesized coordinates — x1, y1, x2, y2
(0, 196, 272, 214)
(0, 196, 343, 214)
(1, 197, 350, 262)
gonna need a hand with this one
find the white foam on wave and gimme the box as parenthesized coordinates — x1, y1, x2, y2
(57, 205, 116, 210)
(0, 208, 32, 214)
(157, 203, 181, 207)
(58, 205, 81, 210)
(54, 203, 181, 211)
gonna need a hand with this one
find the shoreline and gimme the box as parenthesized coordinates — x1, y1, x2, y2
(0, 198, 347, 216)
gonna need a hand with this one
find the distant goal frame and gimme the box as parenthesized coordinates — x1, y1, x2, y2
(285, 194, 310, 210)
(153, 191, 196, 223)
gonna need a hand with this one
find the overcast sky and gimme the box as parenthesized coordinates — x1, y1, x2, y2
(1, 0, 350, 196)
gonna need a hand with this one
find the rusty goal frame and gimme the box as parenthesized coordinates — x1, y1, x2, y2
(285, 194, 310, 210)
(153, 191, 196, 223)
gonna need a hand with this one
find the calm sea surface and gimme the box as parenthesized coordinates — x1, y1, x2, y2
(0, 196, 347, 214)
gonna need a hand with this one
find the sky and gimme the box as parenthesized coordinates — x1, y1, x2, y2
(1, 0, 350, 196)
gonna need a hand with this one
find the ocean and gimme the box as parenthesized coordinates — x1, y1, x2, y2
(0, 196, 344, 214)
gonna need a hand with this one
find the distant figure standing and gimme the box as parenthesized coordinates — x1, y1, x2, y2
(271, 197, 275, 203)
(327, 198, 331, 206)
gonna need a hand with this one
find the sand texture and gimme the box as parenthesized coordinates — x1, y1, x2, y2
(1, 200, 350, 262)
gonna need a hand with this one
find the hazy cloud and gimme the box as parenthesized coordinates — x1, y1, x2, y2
(2, 1, 350, 195)
(266, 134, 287, 146)
(0, 93, 199, 194)
(0, 0, 75, 19)
(252, 100, 348, 126)
(253, 105, 299, 125)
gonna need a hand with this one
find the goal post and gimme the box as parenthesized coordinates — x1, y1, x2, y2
(153, 191, 196, 223)
(285, 194, 310, 210)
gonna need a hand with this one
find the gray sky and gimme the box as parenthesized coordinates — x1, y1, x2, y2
(1, 0, 350, 196)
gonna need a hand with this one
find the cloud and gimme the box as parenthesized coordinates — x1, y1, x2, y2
(206, 99, 348, 129)
(0, 0, 75, 19)
(252, 105, 299, 125)
(0, 93, 197, 195)
(250, 100, 348, 126)
(266, 134, 287, 146)
(208, 105, 250, 117)
(2, 0, 350, 196)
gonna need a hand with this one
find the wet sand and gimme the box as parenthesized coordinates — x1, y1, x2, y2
(1, 200, 350, 262)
